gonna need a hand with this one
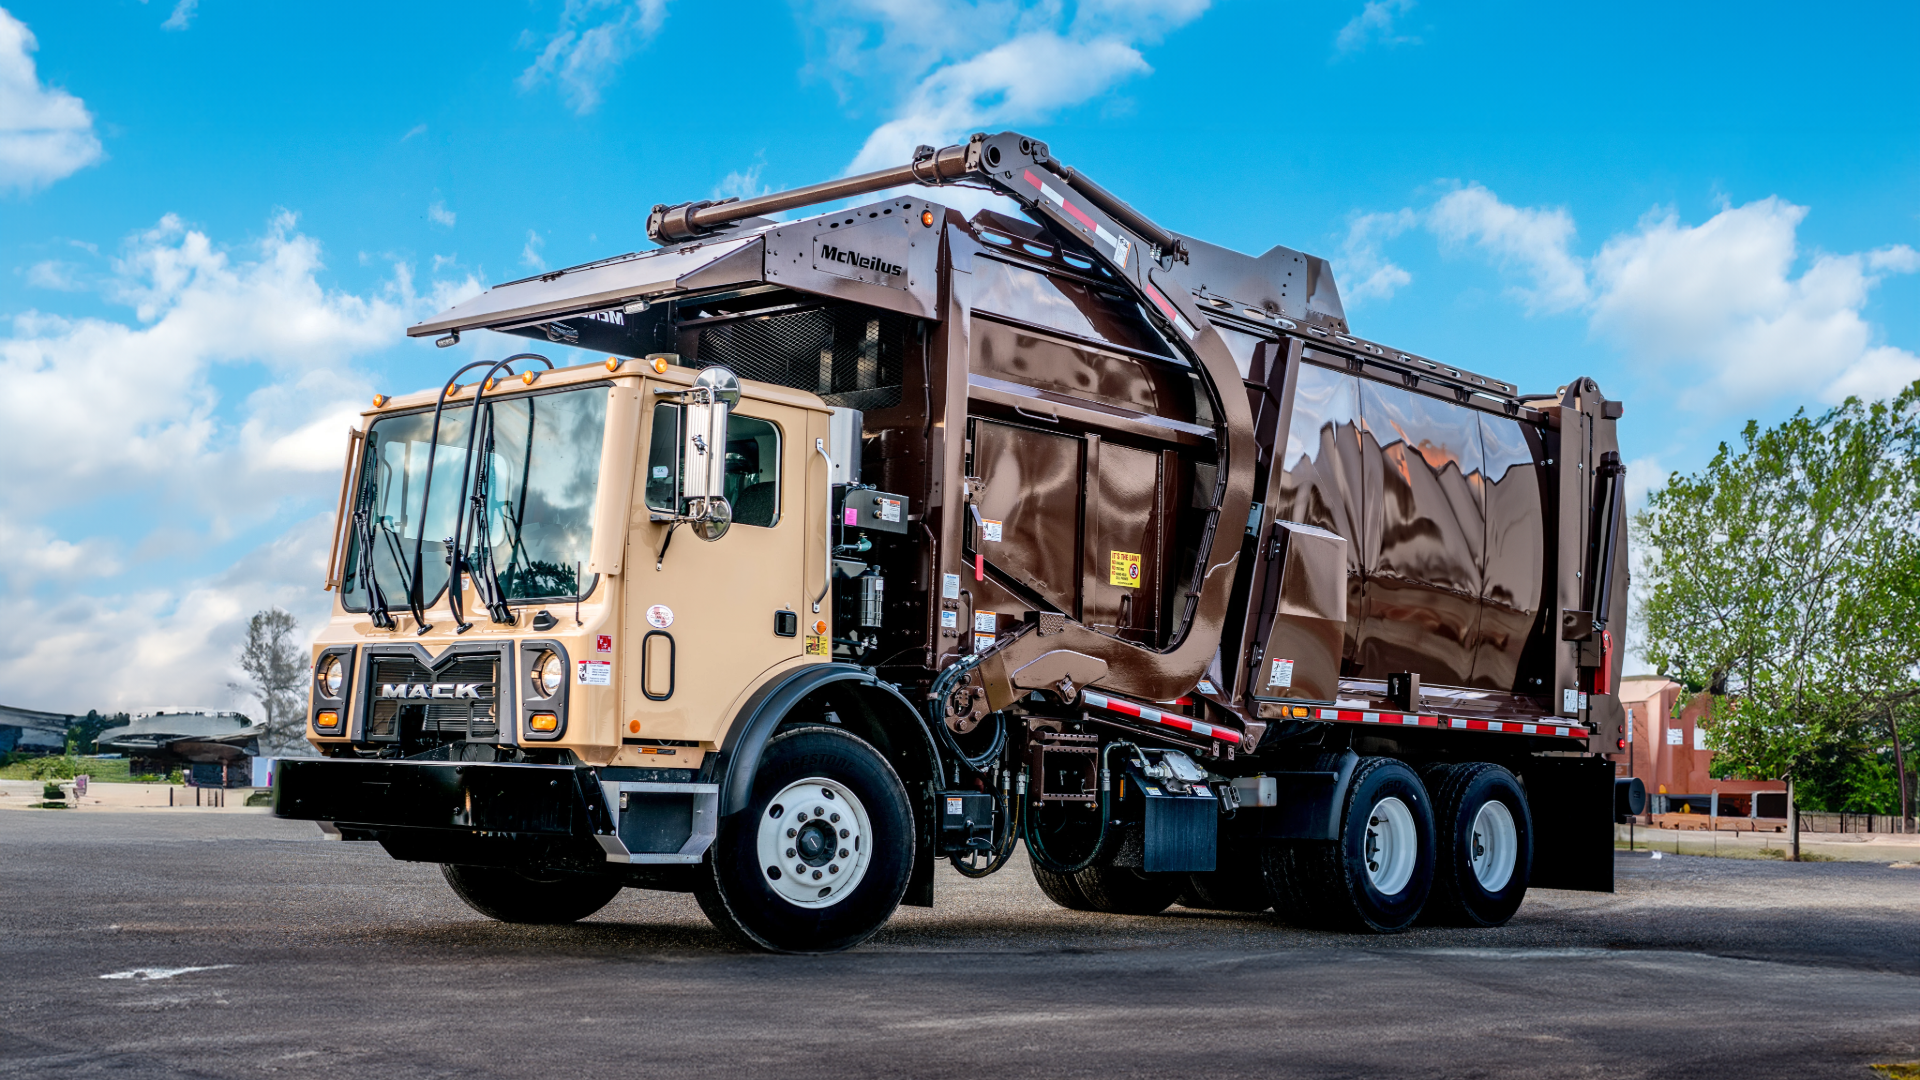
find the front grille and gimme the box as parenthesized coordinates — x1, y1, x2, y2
(365, 654, 499, 743)
(683, 306, 912, 411)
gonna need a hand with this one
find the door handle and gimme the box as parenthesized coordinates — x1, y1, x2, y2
(813, 438, 832, 614)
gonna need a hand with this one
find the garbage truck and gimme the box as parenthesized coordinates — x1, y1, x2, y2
(275, 132, 1632, 953)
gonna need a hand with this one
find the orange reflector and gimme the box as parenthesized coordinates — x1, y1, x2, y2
(921, 210, 934, 227)
(521, 371, 536, 385)
(813, 620, 828, 636)
(605, 358, 621, 372)
(529, 713, 559, 732)
(628, 719, 641, 734)
(314, 711, 340, 730)
(1290, 706, 1310, 718)
(651, 356, 669, 374)
(371, 394, 386, 407)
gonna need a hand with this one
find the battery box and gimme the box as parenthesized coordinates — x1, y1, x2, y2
(938, 791, 995, 854)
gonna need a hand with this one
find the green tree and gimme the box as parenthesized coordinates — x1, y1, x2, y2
(230, 607, 309, 755)
(67, 710, 130, 753)
(1635, 386, 1920, 843)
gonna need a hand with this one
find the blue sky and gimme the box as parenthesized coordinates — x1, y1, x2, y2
(0, 0, 1915, 711)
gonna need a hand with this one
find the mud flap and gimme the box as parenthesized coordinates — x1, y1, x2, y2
(1517, 755, 1614, 892)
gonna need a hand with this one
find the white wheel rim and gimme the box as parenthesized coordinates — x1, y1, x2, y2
(756, 777, 872, 909)
(1364, 796, 1418, 896)
(1469, 798, 1518, 892)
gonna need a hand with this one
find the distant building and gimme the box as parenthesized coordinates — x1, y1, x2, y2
(1612, 676, 1787, 819)
(96, 709, 262, 788)
(0, 704, 73, 756)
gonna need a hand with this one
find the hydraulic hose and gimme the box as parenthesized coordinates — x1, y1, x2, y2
(924, 654, 1005, 774)
(950, 765, 1022, 878)
(1024, 741, 1137, 875)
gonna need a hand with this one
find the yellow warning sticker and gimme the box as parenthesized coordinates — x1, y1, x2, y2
(805, 636, 830, 656)
(1109, 550, 1142, 588)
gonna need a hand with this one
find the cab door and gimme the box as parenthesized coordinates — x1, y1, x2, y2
(618, 385, 827, 747)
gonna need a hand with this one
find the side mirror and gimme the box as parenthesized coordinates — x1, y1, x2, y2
(680, 366, 740, 542)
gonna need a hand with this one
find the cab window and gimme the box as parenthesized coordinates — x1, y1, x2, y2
(645, 403, 781, 528)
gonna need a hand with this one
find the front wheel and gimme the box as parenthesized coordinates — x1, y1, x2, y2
(1265, 756, 1435, 932)
(441, 863, 623, 924)
(695, 726, 914, 954)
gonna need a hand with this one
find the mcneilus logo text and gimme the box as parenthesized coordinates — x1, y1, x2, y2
(818, 243, 903, 278)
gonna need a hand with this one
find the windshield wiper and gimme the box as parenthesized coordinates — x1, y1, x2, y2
(447, 353, 554, 631)
(350, 442, 396, 630)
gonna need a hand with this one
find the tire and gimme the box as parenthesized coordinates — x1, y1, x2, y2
(1072, 864, 1183, 915)
(694, 726, 914, 954)
(1264, 756, 1435, 932)
(1029, 862, 1096, 910)
(1180, 836, 1273, 912)
(1422, 762, 1532, 927)
(440, 863, 623, 924)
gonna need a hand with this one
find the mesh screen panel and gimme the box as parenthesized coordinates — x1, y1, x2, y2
(688, 306, 911, 411)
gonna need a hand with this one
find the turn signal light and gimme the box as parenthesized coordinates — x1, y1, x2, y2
(651, 356, 669, 374)
(314, 711, 341, 731)
(1290, 705, 1310, 718)
(529, 713, 559, 732)
(812, 619, 828, 636)
(921, 209, 935, 227)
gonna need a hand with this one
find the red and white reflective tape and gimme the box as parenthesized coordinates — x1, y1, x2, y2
(1314, 707, 1586, 739)
(1083, 690, 1242, 745)
(1022, 168, 1131, 269)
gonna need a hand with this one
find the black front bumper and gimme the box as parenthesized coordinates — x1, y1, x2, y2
(274, 758, 612, 835)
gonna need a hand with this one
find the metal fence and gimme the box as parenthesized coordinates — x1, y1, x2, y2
(1796, 812, 1915, 834)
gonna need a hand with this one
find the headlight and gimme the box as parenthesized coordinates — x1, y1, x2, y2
(531, 651, 564, 696)
(316, 655, 345, 698)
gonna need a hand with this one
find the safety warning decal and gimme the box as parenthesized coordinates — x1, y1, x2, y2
(1108, 550, 1142, 588)
(596, 634, 613, 653)
(940, 610, 958, 629)
(942, 573, 961, 599)
(980, 518, 1003, 542)
(577, 661, 612, 686)
(973, 632, 995, 653)
(645, 604, 673, 629)
(805, 636, 830, 656)
(1268, 659, 1294, 688)
(974, 611, 996, 633)
(1197, 679, 1218, 695)
(876, 497, 902, 523)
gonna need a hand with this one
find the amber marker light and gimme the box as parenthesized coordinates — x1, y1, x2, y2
(529, 713, 559, 733)
(371, 394, 386, 407)
(521, 371, 537, 385)
(605, 358, 621, 372)
(628, 719, 641, 734)
(651, 356, 669, 374)
(921, 209, 935, 227)
(812, 619, 828, 636)
(314, 711, 340, 731)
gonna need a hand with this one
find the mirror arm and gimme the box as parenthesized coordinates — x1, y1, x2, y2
(813, 437, 832, 613)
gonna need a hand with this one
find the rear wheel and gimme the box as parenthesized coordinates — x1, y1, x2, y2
(1029, 862, 1096, 910)
(695, 726, 914, 954)
(1423, 762, 1532, 927)
(440, 864, 623, 924)
(1265, 756, 1435, 932)
(1073, 864, 1183, 915)
(1180, 836, 1273, 912)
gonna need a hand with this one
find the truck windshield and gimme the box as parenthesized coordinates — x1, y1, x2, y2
(342, 383, 608, 616)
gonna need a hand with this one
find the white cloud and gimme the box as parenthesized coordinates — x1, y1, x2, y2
(162, 0, 198, 31)
(1590, 197, 1920, 406)
(401, 123, 427, 142)
(521, 229, 545, 270)
(1338, 208, 1416, 304)
(0, 8, 103, 192)
(713, 163, 768, 203)
(1429, 184, 1589, 312)
(428, 199, 456, 228)
(0, 213, 480, 712)
(1334, 0, 1417, 57)
(519, 0, 669, 115)
(24, 258, 81, 290)
(825, 1, 1208, 192)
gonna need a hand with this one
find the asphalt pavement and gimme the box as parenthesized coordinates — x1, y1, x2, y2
(2, 809, 1917, 1079)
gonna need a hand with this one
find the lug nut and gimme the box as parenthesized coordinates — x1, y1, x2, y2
(787, 828, 796, 838)
(838, 848, 849, 859)
(812, 870, 823, 880)
(796, 812, 807, 822)
(786, 848, 796, 859)
(828, 864, 840, 874)
(839, 828, 849, 838)
(830, 813, 840, 823)
(795, 864, 806, 875)
(814, 806, 825, 817)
